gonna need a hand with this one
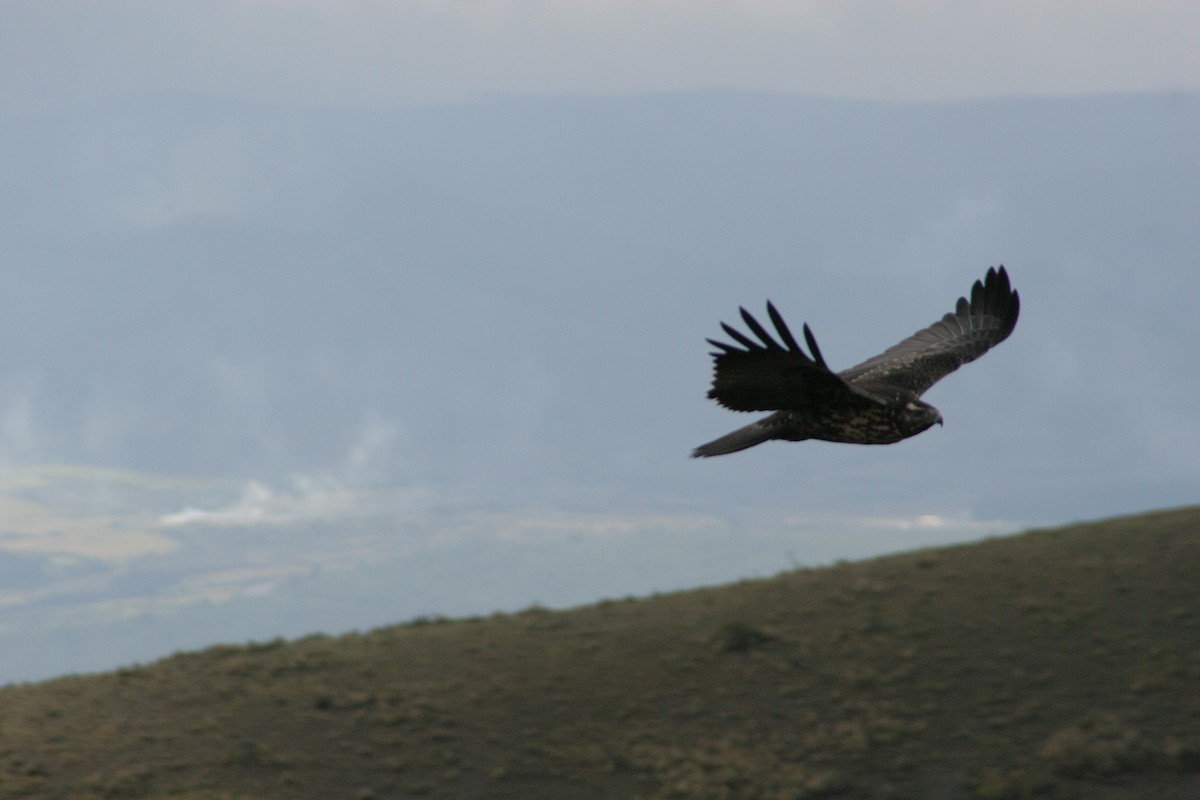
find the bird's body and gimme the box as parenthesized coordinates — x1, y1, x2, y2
(693, 266, 1019, 457)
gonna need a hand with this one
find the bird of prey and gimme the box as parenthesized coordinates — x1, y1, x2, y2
(692, 266, 1019, 457)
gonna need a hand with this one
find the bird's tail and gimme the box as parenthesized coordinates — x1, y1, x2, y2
(691, 421, 778, 458)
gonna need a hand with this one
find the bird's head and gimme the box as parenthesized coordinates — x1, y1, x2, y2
(903, 398, 943, 434)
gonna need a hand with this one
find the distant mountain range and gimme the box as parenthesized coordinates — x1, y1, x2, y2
(2, 91, 1196, 509)
(1, 90, 1197, 683)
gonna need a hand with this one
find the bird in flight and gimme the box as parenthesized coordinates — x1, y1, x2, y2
(693, 266, 1019, 457)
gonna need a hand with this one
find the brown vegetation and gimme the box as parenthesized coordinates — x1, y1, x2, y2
(1, 506, 1198, 799)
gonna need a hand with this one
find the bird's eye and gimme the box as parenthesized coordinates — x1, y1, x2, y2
(905, 402, 920, 411)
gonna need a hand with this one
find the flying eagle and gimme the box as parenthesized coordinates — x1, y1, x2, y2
(693, 266, 1019, 457)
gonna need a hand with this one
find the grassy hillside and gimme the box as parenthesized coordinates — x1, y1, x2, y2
(1, 506, 1197, 800)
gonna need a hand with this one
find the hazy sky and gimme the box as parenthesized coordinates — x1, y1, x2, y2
(4, 1, 1199, 114)
(2, 2, 1198, 682)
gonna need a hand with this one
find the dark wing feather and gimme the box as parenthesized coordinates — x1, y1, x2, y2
(838, 265, 1019, 396)
(705, 302, 877, 412)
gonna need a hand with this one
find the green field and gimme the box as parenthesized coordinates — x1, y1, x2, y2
(1, 506, 1197, 799)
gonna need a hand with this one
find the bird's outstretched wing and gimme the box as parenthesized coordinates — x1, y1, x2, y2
(705, 302, 878, 412)
(838, 265, 1020, 397)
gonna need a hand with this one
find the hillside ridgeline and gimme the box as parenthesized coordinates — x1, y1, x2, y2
(1, 506, 1198, 799)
